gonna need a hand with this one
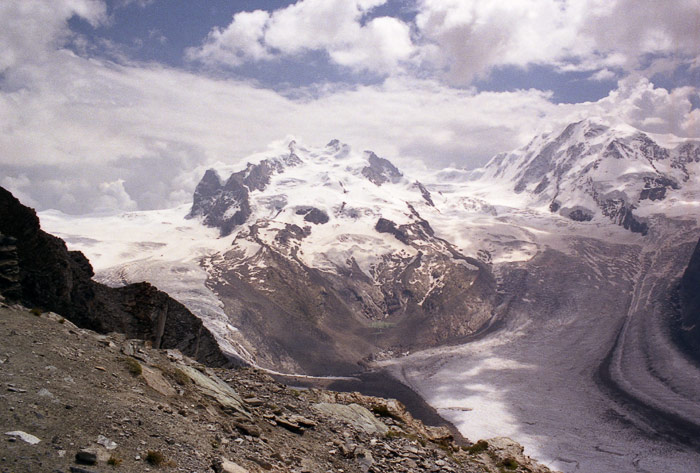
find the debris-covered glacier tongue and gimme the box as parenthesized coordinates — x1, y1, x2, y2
(38, 123, 700, 473)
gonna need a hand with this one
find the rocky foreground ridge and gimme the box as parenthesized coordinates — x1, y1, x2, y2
(0, 303, 554, 473)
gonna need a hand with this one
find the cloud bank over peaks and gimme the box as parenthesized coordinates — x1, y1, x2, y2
(0, 0, 698, 214)
(187, 0, 700, 84)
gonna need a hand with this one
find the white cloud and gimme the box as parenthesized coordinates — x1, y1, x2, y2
(0, 0, 106, 73)
(328, 17, 414, 73)
(186, 10, 271, 66)
(188, 0, 699, 84)
(95, 179, 137, 211)
(187, 0, 414, 75)
(414, 0, 700, 83)
(589, 76, 700, 137)
(590, 69, 617, 82)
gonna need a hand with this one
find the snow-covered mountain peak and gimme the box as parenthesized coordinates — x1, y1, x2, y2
(187, 142, 446, 280)
(472, 118, 700, 234)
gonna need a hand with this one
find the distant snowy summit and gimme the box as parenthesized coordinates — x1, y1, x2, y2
(471, 119, 700, 235)
(188, 140, 426, 237)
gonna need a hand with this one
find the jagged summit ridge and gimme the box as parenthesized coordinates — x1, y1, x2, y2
(188, 141, 431, 241)
(474, 118, 700, 235)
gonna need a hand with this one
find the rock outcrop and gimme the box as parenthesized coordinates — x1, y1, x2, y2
(361, 151, 403, 186)
(0, 186, 234, 367)
(0, 233, 20, 301)
(678, 237, 700, 360)
(188, 148, 302, 237)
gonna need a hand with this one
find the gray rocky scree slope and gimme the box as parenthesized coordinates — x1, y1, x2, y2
(188, 143, 496, 375)
(0, 305, 555, 473)
(0, 186, 236, 367)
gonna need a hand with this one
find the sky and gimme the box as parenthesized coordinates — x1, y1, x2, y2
(0, 0, 698, 214)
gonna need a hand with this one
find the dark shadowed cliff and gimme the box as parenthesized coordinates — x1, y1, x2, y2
(679, 237, 700, 360)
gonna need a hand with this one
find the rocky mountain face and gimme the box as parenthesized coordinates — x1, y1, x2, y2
(473, 119, 700, 235)
(0, 186, 234, 367)
(188, 142, 496, 374)
(0, 233, 21, 300)
(0, 305, 554, 473)
(678, 237, 700, 360)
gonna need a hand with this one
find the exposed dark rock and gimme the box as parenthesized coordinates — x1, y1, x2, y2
(413, 181, 435, 206)
(361, 152, 402, 186)
(640, 176, 679, 201)
(300, 207, 329, 224)
(188, 168, 252, 237)
(189, 153, 302, 237)
(326, 139, 341, 151)
(533, 176, 549, 194)
(70, 467, 97, 473)
(617, 206, 648, 235)
(567, 209, 593, 222)
(603, 140, 632, 160)
(0, 233, 21, 301)
(274, 223, 310, 245)
(597, 197, 648, 236)
(0, 186, 235, 367)
(549, 201, 561, 212)
(634, 133, 670, 161)
(375, 218, 409, 245)
(640, 187, 667, 201)
(679, 238, 700, 360)
(75, 451, 97, 465)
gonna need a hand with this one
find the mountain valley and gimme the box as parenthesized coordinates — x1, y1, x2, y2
(34, 119, 700, 472)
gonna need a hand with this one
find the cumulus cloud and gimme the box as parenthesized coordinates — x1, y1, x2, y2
(186, 10, 271, 67)
(589, 76, 700, 137)
(415, 0, 700, 83)
(186, 0, 414, 75)
(188, 0, 699, 84)
(95, 179, 137, 211)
